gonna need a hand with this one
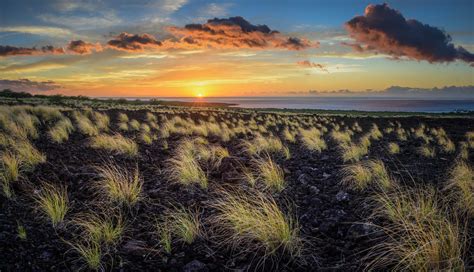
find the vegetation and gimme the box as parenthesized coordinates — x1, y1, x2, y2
(90, 134, 138, 157)
(96, 163, 143, 206)
(35, 183, 69, 227)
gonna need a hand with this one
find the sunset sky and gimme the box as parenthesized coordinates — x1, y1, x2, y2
(1, 0, 473, 97)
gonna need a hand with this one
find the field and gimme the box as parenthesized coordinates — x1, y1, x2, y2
(0, 100, 473, 271)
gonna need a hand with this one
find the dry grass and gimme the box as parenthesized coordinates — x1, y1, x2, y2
(387, 142, 400, 154)
(96, 163, 143, 206)
(158, 207, 202, 245)
(418, 145, 436, 158)
(300, 128, 327, 153)
(48, 118, 74, 143)
(341, 159, 393, 191)
(369, 187, 466, 271)
(445, 160, 474, 216)
(0, 152, 22, 198)
(74, 112, 99, 136)
(12, 141, 46, 170)
(90, 134, 138, 157)
(74, 212, 125, 245)
(67, 239, 102, 270)
(35, 183, 69, 227)
(255, 155, 286, 192)
(211, 189, 301, 257)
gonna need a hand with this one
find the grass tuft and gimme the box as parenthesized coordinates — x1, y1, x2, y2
(90, 134, 138, 157)
(96, 163, 143, 206)
(212, 189, 301, 257)
(35, 183, 69, 227)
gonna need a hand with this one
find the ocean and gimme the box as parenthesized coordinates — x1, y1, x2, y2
(134, 97, 474, 113)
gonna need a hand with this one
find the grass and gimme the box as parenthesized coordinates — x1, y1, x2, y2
(242, 135, 288, 158)
(341, 163, 373, 191)
(369, 187, 466, 271)
(96, 163, 143, 206)
(156, 222, 172, 253)
(212, 189, 301, 257)
(339, 141, 369, 162)
(12, 141, 46, 170)
(341, 159, 393, 191)
(48, 118, 74, 143)
(35, 183, 69, 227)
(129, 119, 140, 131)
(0, 152, 22, 198)
(92, 112, 110, 131)
(299, 128, 327, 153)
(68, 239, 102, 270)
(17, 222, 27, 240)
(90, 134, 138, 157)
(418, 145, 436, 158)
(445, 160, 474, 216)
(255, 155, 286, 192)
(387, 142, 400, 154)
(159, 207, 201, 245)
(74, 112, 99, 136)
(75, 212, 125, 245)
(118, 113, 129, 123)
(167, 139, 208, 188)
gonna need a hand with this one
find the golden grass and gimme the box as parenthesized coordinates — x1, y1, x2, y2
(300, 128, 327, 153)
(369, 187, 466, 271)
(48, 118, 74, 143)
(74, 112, 99, 136)
(341, 159, 393, 191)
(35, 183, 69, 227)
(96, 164, 143, 206)
(67, 239, 102, 270)
(445, 160, 474, 216)
(90, 134, 138, 157)
(159, 207, 202, 244)
(118, 113, 129, 123)
(242, 135, 288, 158)
(255, 155, 286, 192)
(387, 142, 400, 154)
(74, 212, 125, 245)
(0, 152, 22, 198)
(12, 141, 46, 170)
(211, 189, 301, 257)
(418, 145, 436, 158)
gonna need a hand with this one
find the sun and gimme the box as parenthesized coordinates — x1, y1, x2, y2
(197, 93, 204, 98)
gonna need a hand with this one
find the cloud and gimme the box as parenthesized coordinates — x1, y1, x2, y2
(67, 40, 102, 54)
(345, 3, 474, 64)
(0, 45, 65, 57)
(297, 60, 328, 72)
(167, 16, 313, 50)
(0, 78, 61, 92)
(107, 32, 162, 52)
(0, 26, 76, 38)
(199, 3, 233, 17)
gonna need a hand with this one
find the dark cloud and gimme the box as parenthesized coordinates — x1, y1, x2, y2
(345, 3, 474, 64)
(107, 32, 162, 51)
(67, 40, 102, 54)
(297, 60, 328, 72)
(0, 45, 65, 57)
(0, 78, 61, 92)
(167, 16, 313, 50)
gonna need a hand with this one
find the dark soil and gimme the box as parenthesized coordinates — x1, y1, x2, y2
(1, 109, 473, 271)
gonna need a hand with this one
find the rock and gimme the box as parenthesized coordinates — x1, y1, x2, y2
(347, 223, 377, 240)
(183, 260, 208, 272)
(297, 173, 309, 184)
(122, 240, 147, 256)
(39, 250, 52, 261)
(322, 172, 331, 179)
(336, 191, 349, 202)
(309, 185, 320, 194)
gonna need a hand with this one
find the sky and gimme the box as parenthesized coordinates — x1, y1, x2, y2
(0, 0, 473, 97)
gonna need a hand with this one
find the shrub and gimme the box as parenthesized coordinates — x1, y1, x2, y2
(90, 134, 138, 157)
(35, 183, 69, 227)
(96, 164, 142, 206)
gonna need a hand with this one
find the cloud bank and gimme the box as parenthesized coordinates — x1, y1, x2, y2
(0, 78, 61, 92)
(345, 3, 474, 65)
(0, 45, 65, 57)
